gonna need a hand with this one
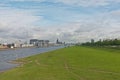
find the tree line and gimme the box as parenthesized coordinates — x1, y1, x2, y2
(81, 39, 120, 46)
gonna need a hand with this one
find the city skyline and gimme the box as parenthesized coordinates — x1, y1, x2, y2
(0, 0, 120, 43)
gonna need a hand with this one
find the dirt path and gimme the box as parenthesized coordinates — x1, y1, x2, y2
(63, 59, 86, 80)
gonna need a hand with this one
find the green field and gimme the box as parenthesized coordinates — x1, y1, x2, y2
(0, 46, 120, 80)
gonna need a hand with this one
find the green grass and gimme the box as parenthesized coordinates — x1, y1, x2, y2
(0, 46, 120, 80)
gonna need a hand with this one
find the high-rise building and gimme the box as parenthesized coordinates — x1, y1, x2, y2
(30, 39, 49, 47)
(91, 39, 94, 43)
(30, 39, 38, 46)
(56, 38, 62, 44)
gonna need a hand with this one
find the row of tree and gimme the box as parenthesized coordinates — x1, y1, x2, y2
(81, 39, 120, 46)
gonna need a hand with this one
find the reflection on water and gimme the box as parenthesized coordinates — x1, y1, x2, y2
(0, 46, 64, 71)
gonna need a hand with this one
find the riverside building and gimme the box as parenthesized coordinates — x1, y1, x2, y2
(30, 39, 49, 47)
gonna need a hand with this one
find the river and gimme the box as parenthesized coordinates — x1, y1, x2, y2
(0, 46, 64, 71)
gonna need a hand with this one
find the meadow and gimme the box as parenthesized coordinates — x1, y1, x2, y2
(0, 46, 120, 80)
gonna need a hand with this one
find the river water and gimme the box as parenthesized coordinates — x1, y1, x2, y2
(0, 46, 64, 71)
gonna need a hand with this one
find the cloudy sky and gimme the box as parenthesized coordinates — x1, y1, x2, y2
(0, 0, 120, 43)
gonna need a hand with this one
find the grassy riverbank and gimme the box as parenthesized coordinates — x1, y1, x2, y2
(0, 46, 120, 80)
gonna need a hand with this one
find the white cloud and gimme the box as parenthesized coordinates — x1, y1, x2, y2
(5, 0, 120, 7)
(0, 0, 120, 43)
(44, 11, 120, 43)
(0, 7, 43, 42)
(53, 0, 107, 7)
(10, 0, 46, 2)
(51, 0, 120, 7)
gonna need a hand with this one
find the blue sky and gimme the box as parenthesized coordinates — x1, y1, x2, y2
(0, 0, 120, 43)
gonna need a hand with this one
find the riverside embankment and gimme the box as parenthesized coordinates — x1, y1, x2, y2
(0, 46, 120, 80)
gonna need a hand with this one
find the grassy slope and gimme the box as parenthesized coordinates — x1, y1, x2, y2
(0, 46, 120, 80)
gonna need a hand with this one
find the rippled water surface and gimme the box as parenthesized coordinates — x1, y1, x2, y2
(0, 46, 64, 71)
